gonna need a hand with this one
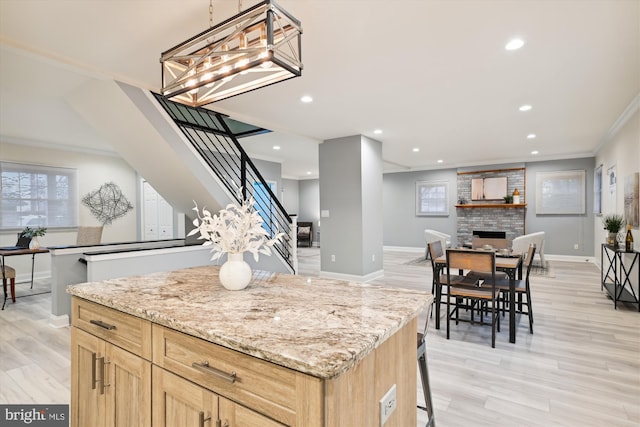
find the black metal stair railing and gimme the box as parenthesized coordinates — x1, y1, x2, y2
(153, 93, 295, 272)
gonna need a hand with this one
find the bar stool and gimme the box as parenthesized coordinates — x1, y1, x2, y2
(2, 265, 17, 303)
(417, 304, 436, 426)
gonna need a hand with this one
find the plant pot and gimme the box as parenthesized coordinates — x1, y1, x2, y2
(29, 236, 41, 249)
(607, 232, 618, 245)
(219, 253, 252, 290)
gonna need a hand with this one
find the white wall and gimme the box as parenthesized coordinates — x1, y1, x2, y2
(595, 104, 640, 254)
(1, 141, 138, 278)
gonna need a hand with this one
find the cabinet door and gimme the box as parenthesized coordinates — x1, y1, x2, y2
(105, 344, 151, 427)
(219, 397, 285, 427)
(71, 328, 106, 427)
(153, 366, 218, 427)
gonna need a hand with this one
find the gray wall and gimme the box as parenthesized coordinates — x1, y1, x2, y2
(361, 136, 384, 272)
(324, 157, 596, 257)
(252, 158, 282, 195)
(281, 178, 299, 216)
(525, 157, 595, 257)
(383, 168, 460, 247)
(299, 179, 320, 243)
(319, 135, 383, 276)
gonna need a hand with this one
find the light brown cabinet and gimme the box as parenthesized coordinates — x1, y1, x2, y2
(71, 295, 417, 427)
(71, 328, 151, 427)
(153, 366, 284, 427)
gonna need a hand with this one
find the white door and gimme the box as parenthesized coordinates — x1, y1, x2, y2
(142, 181, 174, 241)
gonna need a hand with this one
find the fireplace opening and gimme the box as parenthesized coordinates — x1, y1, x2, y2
(473, 230, 506, 239)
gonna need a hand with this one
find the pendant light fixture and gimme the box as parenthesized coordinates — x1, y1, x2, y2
(160, 0, 302, 107)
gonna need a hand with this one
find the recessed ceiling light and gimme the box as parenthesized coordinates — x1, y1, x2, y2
(273, 145, 281, 150)
(437, 159, 443, 164)
(373, 129, 383, 134)
(300, 95, 313, 103)
(306, 171, 312, 175)
(505, 38, 525, 51)
(412, 148, 420, 152)
(527, 134, 536, 139)
(531, 150, 539, 155)
(519, 105, 532, 111)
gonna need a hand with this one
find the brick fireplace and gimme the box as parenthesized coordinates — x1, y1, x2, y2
(456, 168, 526, 245)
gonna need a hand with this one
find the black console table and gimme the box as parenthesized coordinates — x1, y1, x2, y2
(601, 244, 640, 311)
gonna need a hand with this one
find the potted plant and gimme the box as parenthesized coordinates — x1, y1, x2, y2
(602, 214, 624, 245)
(503, 195, 513, 204)
(21, 226, 47, 249)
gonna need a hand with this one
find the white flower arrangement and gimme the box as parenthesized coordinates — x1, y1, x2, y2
(188, 192, 285, 262)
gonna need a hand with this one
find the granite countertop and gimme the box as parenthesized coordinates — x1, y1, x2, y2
(67, 266, 432, 379)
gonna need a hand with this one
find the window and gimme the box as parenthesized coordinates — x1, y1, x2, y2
(416, 180, 449, 216)
(535, 170, 585, 214)
(1, 161, 78, 229)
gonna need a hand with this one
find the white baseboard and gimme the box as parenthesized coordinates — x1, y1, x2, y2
(49, 314, 70, 328)
(319, 269, 384, 283)
(545, 254, 596, 264)
(383, 246, 424, 253)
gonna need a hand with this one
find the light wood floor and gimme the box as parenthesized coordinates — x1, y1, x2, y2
(1, 249, 639, 426)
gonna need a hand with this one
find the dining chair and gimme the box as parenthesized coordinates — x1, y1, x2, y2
(490, 243, 536, 334)
(446, 249, 500, 348)
(471, 237, 511, 250)
(2, 265, 17, 303)
(428, 241, 465, 294)
(417, 303, 436, 427)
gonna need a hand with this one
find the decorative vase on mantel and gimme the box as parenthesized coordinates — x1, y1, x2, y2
(219, 253, 252, 291)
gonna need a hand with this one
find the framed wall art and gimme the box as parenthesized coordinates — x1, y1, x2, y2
(624, 172, 639, 228)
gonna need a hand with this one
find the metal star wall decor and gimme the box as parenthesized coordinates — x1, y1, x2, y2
(82, 182, 133, 225)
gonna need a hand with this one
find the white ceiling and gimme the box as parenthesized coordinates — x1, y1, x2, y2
(1, 0, 639, 179)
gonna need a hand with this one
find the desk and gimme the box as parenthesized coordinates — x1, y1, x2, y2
(435, 251, 523, 343)
(600, 244, 639, 311)
(0, 248, 49, 310)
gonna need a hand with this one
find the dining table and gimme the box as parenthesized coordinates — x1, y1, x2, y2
(0, 247, 50, 310)
(434, 249, 523, 344)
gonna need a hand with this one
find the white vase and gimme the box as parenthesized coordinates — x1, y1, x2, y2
(29, 236, 40, 249)
(219, 253, 252, 290)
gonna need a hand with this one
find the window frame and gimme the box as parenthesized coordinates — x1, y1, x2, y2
(416, 180, 450, 216)
(0, 161, 79, 230)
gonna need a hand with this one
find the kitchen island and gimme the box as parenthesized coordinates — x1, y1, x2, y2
(68, 265, 433, 427)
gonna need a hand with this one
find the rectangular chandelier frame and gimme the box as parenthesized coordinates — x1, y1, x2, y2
(161, 0, 302, 106)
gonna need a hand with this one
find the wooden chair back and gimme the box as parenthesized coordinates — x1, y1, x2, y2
(523, 243, 537, 278)
(76, 226, 103, 245)
(447, 249, 495, 275)
(428, 240, 444, 262)
(472, 237, 511, 250)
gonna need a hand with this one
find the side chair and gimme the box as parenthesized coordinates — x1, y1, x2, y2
(417, 303, 436, 427)
(428, 241, 466, 330)
(446, 249, 500, 348)
(489, 243, 536, 334)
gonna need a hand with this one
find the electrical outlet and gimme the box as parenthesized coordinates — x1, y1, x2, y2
(379, 384, 397, 426)
(331, 254, 336, 262)
(574, 243, 579, 250)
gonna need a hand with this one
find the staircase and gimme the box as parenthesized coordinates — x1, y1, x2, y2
(152, 93, 295, 273)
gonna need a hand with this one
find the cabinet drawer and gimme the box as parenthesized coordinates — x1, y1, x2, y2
(72, 297, 152, 360)
(153, 325, 321, 426)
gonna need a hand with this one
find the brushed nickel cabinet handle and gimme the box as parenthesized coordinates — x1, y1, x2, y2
(90, 319, 116, 330)
(199, 411, 211, 427)
(91, 352, 97, 390)
(192, 361, 237, 383)
(97, 356, 105, 395)
(102, 360, 111, 392)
